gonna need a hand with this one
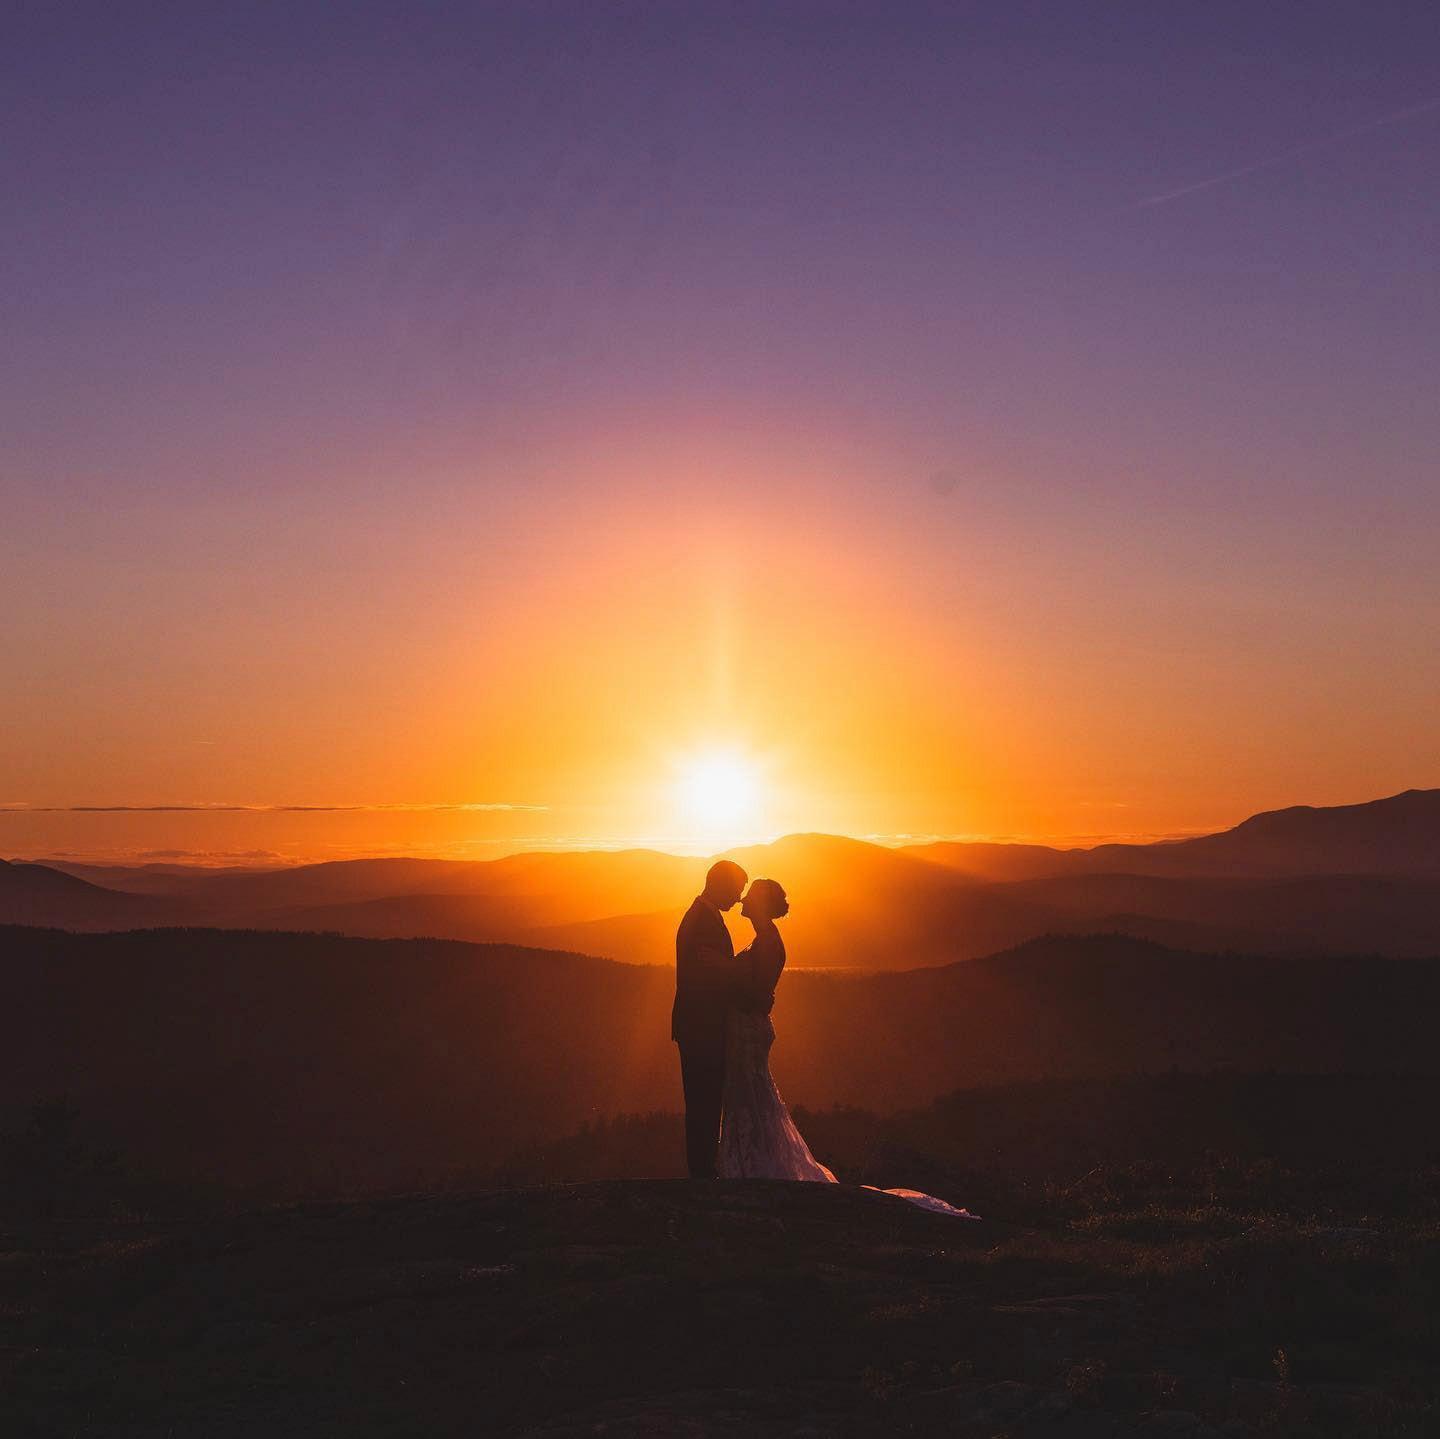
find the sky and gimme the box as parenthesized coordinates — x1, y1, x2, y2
(3, 1, 1438, 864)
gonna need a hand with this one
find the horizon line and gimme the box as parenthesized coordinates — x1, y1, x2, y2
(5, 825, 1220, 869)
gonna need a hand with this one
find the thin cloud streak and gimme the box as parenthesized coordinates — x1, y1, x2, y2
(1132, 95, 1440, 209)
(0, 802, 548, 814)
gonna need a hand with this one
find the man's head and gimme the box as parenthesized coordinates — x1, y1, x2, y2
(702, 859, 748, 911)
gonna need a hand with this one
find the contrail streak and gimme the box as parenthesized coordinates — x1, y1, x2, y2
(1133, 95, 1440, 210)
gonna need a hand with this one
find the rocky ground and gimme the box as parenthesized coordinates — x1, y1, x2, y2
(3, 1179, 1435, 1436)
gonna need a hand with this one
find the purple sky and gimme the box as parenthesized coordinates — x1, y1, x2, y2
(8, 2, 1438, 485)
(3, 1, 1438, 858)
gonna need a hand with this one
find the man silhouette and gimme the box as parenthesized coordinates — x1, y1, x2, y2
(672, 859, 749, 1179)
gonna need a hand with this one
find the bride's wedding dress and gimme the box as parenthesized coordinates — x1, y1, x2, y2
(717, 929, 977, 1220)
(719, 1005, 840, 1184)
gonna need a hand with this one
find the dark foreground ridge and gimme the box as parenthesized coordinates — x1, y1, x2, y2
(7, 1178, 1434, 1437)
(9, 924, 1440, 1198)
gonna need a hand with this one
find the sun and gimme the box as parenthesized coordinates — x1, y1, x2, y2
(675, 751, 758, 833)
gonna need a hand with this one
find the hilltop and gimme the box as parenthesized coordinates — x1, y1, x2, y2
(7, 1177, 1434, 1437)
(916, 788, 1440, 880)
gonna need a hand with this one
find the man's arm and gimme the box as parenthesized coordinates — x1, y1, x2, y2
(694, 941, 745, 969)
(695, 941, 751, 996)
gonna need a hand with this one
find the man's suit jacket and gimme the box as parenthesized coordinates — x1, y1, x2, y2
(671, 896, 736, 1046)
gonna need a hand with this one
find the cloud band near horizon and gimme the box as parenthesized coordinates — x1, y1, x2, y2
(0, 802, 548, 814)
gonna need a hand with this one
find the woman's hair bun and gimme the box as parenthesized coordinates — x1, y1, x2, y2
(752, 877, 789, 917)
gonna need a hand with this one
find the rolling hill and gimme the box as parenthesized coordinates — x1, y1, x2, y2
(43, 848, 698, 920)
(5, 924, 1440, 1194)
(8, 787, 1440, 964)
(0, 859, 157, 930)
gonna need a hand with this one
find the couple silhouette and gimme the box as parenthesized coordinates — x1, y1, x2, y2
(670, 859, 820, 1181)
(671, 860, 975, 1216)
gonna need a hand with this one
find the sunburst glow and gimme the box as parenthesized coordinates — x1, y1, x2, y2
(675, 751, 758, 832)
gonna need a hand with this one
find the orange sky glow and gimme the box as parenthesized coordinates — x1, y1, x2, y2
(5, 422, 1433, 867)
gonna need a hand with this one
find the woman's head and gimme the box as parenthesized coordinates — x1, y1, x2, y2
(741, 877, 789, 921)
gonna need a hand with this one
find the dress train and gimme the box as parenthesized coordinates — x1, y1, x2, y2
(718, 1010, 977, 1220)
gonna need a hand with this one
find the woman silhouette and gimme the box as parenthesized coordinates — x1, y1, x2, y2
(718, 878, 976, 1219)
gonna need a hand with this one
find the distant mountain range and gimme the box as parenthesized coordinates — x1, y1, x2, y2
(913, 787, 1440, 879)
(5, 924, 1439, 1193)
(4, 787, 1439, 964)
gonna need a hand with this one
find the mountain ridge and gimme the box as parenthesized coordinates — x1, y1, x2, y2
(5, 786, 1439, 962)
